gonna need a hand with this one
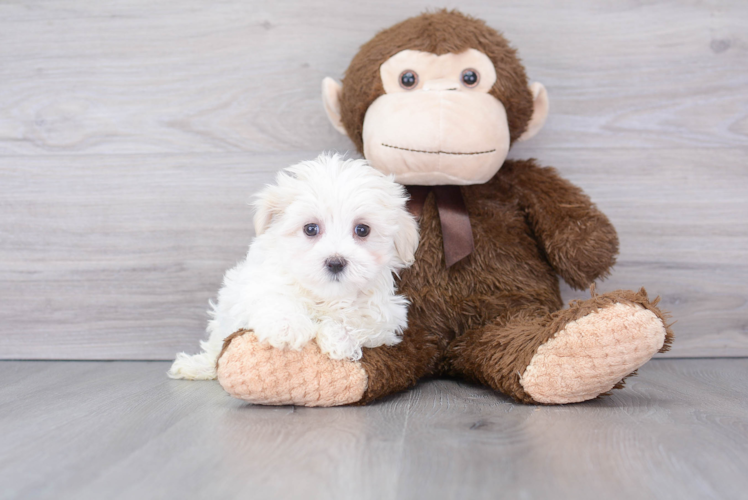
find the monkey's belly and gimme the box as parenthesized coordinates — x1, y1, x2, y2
(400, 218, 563, 339)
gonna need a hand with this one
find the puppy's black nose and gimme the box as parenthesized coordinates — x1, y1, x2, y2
(325, 256, 347, 275)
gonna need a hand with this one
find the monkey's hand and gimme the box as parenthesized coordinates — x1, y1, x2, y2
(504, 160, 619, 290)
(215, 330, 367, 407)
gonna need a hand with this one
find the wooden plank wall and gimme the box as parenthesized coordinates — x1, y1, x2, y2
(1, 0, 746, 359)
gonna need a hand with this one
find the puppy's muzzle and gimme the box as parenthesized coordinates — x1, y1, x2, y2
(325, 256, 347, 275)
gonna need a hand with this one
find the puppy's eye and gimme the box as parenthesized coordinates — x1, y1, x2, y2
(461, 69, 479, 88)
(354, 224, 370, 238)
(303, 223, 319, 237)
(399, 70, 418, 89)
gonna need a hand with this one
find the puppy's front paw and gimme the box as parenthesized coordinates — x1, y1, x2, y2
(251, 312, 316, 351)
(316, 321, 362, 361)
(216, 330, 367, 407)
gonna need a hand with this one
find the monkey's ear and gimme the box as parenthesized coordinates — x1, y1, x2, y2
(322, 77, 347, 135)
(517, 82, 549, 142)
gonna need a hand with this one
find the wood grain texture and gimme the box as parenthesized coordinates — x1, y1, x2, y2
(0, 152, 304, 358)
(1, 0, 746, 359)
(1, 359, 747, 499)
(0, 0, 745, 155)
(2, 149, 745, 359)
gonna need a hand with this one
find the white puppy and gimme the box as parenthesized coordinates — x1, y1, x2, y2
(168, 154, 419, 380)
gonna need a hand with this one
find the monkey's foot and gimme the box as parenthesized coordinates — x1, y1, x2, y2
(520, 289, 673, 404)
(216, 330, 367, 407)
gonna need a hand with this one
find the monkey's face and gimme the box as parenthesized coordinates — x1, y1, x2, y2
(362, 49, 508, 186)
(322, 22, 549, 187)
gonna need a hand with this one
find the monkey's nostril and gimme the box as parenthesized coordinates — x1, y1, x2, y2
(325, 257, 347, 275)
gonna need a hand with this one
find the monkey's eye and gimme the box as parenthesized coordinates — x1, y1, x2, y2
(461, 69, 479, 88)
(303, 223, 319, 237)
(399, 70, 418, 89)
(354, 224, 370, 238)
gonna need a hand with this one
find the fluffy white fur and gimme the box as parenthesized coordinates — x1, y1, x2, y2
(168, 154, 419, 380)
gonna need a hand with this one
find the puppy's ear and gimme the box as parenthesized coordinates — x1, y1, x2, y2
(253, 185, 286, 236)
(394, 211, 420, 267)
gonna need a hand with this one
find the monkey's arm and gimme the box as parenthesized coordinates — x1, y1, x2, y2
(502, 160, 619, 290)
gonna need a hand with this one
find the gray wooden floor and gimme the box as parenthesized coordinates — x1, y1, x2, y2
(2, 359, 747, 500)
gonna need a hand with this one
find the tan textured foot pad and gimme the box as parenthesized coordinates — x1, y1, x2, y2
(216, 330, 368, 407)
(520, 303, 667, 404)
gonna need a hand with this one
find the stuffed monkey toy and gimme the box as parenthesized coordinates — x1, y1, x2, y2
(216, 10, 673, 406)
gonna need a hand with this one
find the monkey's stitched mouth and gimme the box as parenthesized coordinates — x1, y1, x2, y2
(381, 143, 496, 156)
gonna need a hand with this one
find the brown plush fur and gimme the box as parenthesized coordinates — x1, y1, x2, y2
(358, 159, 626, 404)
(446, 288, 674, 404)
(335, 10, 674, 405)
(340, 9, 534, 154)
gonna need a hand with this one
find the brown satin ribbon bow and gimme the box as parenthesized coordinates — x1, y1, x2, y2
(406, 185, 475, 268)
